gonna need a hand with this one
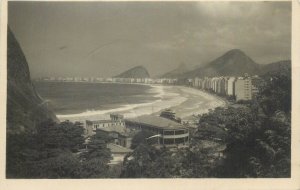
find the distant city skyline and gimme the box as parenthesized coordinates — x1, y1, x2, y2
(8, 1, 291, 78)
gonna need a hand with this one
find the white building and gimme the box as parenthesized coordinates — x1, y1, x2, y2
(226, 77, 236, 96)
(235, 77, 252, 101)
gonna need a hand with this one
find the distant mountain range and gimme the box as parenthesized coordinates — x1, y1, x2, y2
(259, 60, 291, 76)
(161, 62, 189, 78)
(7, 27, 57, 133)
(161, 49, 291, 78)
(115, 65, 150, 78)
(115, 49, 290, 79)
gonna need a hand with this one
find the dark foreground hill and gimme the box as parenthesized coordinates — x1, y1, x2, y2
(115, 66, 150, 78)
(7, 27, 57, 133)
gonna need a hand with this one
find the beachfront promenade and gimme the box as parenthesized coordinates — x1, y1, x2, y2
(37, 74, 260, 102)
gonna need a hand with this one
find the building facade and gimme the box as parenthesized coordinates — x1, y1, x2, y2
(125, 115, 189, 146)
(226, 77, 236, 96)
(235, 77, 252, 101)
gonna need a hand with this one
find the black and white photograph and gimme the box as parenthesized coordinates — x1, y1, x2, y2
(2, 0, 297, 183)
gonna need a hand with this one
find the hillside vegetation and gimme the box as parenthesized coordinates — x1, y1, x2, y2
(7, 27, 57, 133)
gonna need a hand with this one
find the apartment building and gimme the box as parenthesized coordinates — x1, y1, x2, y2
(235, 77, 252, 101)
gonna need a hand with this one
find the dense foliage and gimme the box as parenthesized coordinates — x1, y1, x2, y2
(121, 144, 193, 178)
(258, 73, 291, 116)
(130, 130, 157, 149)
(6, 120, 113, 178)
(207, 72, 290, 177)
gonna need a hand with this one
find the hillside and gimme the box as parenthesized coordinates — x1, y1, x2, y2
(178, 49, 260, 78)
(161, 49, 291, 78)
(115, 66, 150, 78)
(260, 60, 291, 76)
(7, 27, 58, 133)
(161, 62, 189, 78)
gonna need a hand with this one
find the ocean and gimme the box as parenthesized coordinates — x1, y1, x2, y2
(34, 82, 159, 115)
(34, 81, 226, 122)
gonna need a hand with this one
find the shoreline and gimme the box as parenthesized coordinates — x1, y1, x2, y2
(165, 86, 228, 120)
(56, 84, 228, 122)
(35, 80, 167, 87)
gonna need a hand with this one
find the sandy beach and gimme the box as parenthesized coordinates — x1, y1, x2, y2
(165, 86, 227, 121)
(57, 85, 227, 122)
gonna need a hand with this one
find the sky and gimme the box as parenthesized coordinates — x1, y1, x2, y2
(8, 1, 291, 78)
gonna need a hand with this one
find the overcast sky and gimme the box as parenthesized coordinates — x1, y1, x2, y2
(8, 1, 291, 78)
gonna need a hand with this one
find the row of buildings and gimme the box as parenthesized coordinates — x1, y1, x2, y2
(37, 75, 260, 101)
(192, 75, 260, 101)
(36, 76, 178, 85)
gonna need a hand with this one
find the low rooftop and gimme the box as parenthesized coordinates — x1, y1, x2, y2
(88, 119, 123, 124)
(110, 113, 124, 118)
(107, 143, 133, 154)
(96, 125, 124, 133)
(125, 115, 187, 130)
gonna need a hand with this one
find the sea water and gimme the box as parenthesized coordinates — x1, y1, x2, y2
(34, 81, 225, 122)
(34, 82, 159, 114)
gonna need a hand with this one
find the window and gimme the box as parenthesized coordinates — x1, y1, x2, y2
(164, 139, 174, 145)
(164, 131, 174, 135)
(175, 138, 184, 144)
(175, 130, 185, 135)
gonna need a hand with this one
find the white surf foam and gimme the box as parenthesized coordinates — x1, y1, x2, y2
(56, 85, 226, 122)
(57, 85, 186, 122)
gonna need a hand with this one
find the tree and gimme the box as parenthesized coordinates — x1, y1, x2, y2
(6, 120, 86, 178)
(79, 130, 112, 178)
(80, 158, 111, 178)
(29, 151, 81, 178)
(121, 144, 212, 178)
(35, 120, 85, 152)
(258, 73, 291, 116)
(213, 105, 290, 177)
(130, 130, 156, 149)
(6, 131, 37, 178)
(81, 130, 112, 161)
(121, 144, 161, 178)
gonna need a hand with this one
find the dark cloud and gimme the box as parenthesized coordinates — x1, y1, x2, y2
(59, 45, 67, 50)
(8, 1, 291, 78)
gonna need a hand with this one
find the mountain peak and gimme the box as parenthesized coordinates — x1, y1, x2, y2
(161, 49, 259, 78)
(115, 65, 150, 78)
(221, 49, 249, 60)
(226, 48, 245, 54)
(206, 49, 259, 76)
(132, 65, 147, 70)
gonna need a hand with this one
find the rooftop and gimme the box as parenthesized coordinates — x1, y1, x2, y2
(96, 125, 131, 136)
(125, 115, 186, 130)
(89, 120, 123, 124)
(107, 143, 133, 154)
(110, 113, 124, 117)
